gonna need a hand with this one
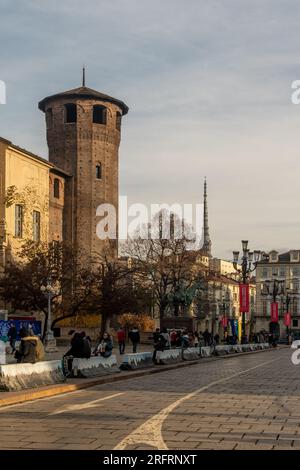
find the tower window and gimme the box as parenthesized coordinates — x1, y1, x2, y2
(96, 164, 102, 179)
(15, 204, 23, 238)
(32, 210, 41, 242)
(93, 105, 107, 125)
(65, 103, 77, 123)
(54, 178, 60, 199)
(116, 111, 122, 131)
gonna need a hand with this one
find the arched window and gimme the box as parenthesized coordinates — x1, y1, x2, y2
(96, 163, 102, 179)
(64, 103, 77, 123)
(93, 105, 107, 125)
(54, 178, 60, 198)
(116, 111, 122, 131)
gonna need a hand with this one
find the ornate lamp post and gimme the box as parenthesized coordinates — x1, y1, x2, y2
(233, 241, 261, 344)
(261, 274, 284, 343)
(41, 277, 57, 352)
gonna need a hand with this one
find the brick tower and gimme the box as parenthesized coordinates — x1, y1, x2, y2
(39, 72, 128, 265)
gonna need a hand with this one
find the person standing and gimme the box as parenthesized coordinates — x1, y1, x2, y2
(117, 327, 126, 355)
(203, 329, 211, 346)
(160, 328, 170, 348)
(7, 322, 17, 354)
(129, 326, 140, 353)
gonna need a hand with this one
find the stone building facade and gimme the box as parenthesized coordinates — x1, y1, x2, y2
(256, 250, 300, 335)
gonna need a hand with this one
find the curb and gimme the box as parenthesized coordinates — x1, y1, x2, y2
(0, 346, 286, 408)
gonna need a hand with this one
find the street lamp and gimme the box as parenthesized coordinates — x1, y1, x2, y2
(261, 274, 284, 343)
(41, 277, 57, 352)
(233, 241, 261, 344)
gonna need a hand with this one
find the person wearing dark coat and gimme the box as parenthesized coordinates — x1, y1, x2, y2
(128, 327, 140, 353)
(7, 323, 17, 353)
(14, 328, 37, 363)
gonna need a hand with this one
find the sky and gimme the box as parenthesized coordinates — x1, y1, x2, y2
(1, 0, 300, 259)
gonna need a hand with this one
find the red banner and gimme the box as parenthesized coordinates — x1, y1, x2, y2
(284, 312, 291, 326)
(239, 284, 249, 312)
(271, 302, 279, 323)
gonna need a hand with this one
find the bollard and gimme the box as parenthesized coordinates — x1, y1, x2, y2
(0, 340, 6, 364)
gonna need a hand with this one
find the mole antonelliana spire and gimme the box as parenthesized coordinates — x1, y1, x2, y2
(201, 177, 212, 257)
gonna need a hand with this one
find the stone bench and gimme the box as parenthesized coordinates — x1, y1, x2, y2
(215, 345, 232, 355)
(0, 360, 65, 392)
(156, 348, 182, 365)
(200, 346, 212, 357)
(120, 352, 153, 370)
(72, 355, 118, 378)
(232, 344, 243, 353)
(182, 347, 201, 361)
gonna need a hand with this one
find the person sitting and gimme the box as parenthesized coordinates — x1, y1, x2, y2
(15, 327, 45, 364)
(93, 332, 113, 358)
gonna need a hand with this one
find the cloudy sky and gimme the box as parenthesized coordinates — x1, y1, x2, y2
(1, 0, 300, 259)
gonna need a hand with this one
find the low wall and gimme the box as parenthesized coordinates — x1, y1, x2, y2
(120, 352, 153, 370)
(156, 348, 182, 365)
(200, 346, 212, 357)
(182, 347, 201, 360)
(0, 360, 65, 392)
(72, 355, 118, 378)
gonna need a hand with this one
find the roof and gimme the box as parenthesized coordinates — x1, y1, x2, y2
(257, 251, 300, 264)
(38, 86, 129, 115)
(0, 136, 70, 177)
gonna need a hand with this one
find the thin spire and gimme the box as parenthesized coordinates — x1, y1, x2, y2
(82, 66, 86, 87)
(201, 177, 212, 257)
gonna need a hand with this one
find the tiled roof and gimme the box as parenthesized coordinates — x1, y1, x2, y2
(38, 86, 129, 115)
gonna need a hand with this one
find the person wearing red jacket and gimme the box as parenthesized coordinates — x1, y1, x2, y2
(117, 327, 126, 354)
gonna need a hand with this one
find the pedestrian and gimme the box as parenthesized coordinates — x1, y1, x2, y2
(14, 327, 45, 364)
(93, 332, 113, 358)
(170, 329, 177, 347)
(188, 332, 195, 347)
(7, 322, 17, 354)
(214, 333, 220, 345)
(153, 328, 161, 346)
(80, 331, 92, 358)
(128, 326, 140, 353)
(194, 331, 199, 347)
(203, 329, 210, 347)
(181, 330, 189, 349)
(117, 326, 126, 355)
(160, 328, 170, 348)
(152, 330, 168, 364)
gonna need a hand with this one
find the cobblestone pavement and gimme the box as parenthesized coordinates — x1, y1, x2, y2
(0, 348, 299, 450)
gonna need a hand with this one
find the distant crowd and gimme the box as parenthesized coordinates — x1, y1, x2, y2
(4, 321, 278, 368)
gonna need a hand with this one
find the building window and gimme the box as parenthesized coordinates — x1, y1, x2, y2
(15, 205, 23, 238)
(96, 164, 102, 179)
(262, 268, 269, 278)
(33, 211, 41, 242)
(279, 267, 285, 277)
(64, 103, 77, 123)
(93, 105, 107, 125)
(262, 300, 267, 316)
(54, 178, 60, 199)
(116, 111, 122, 131)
